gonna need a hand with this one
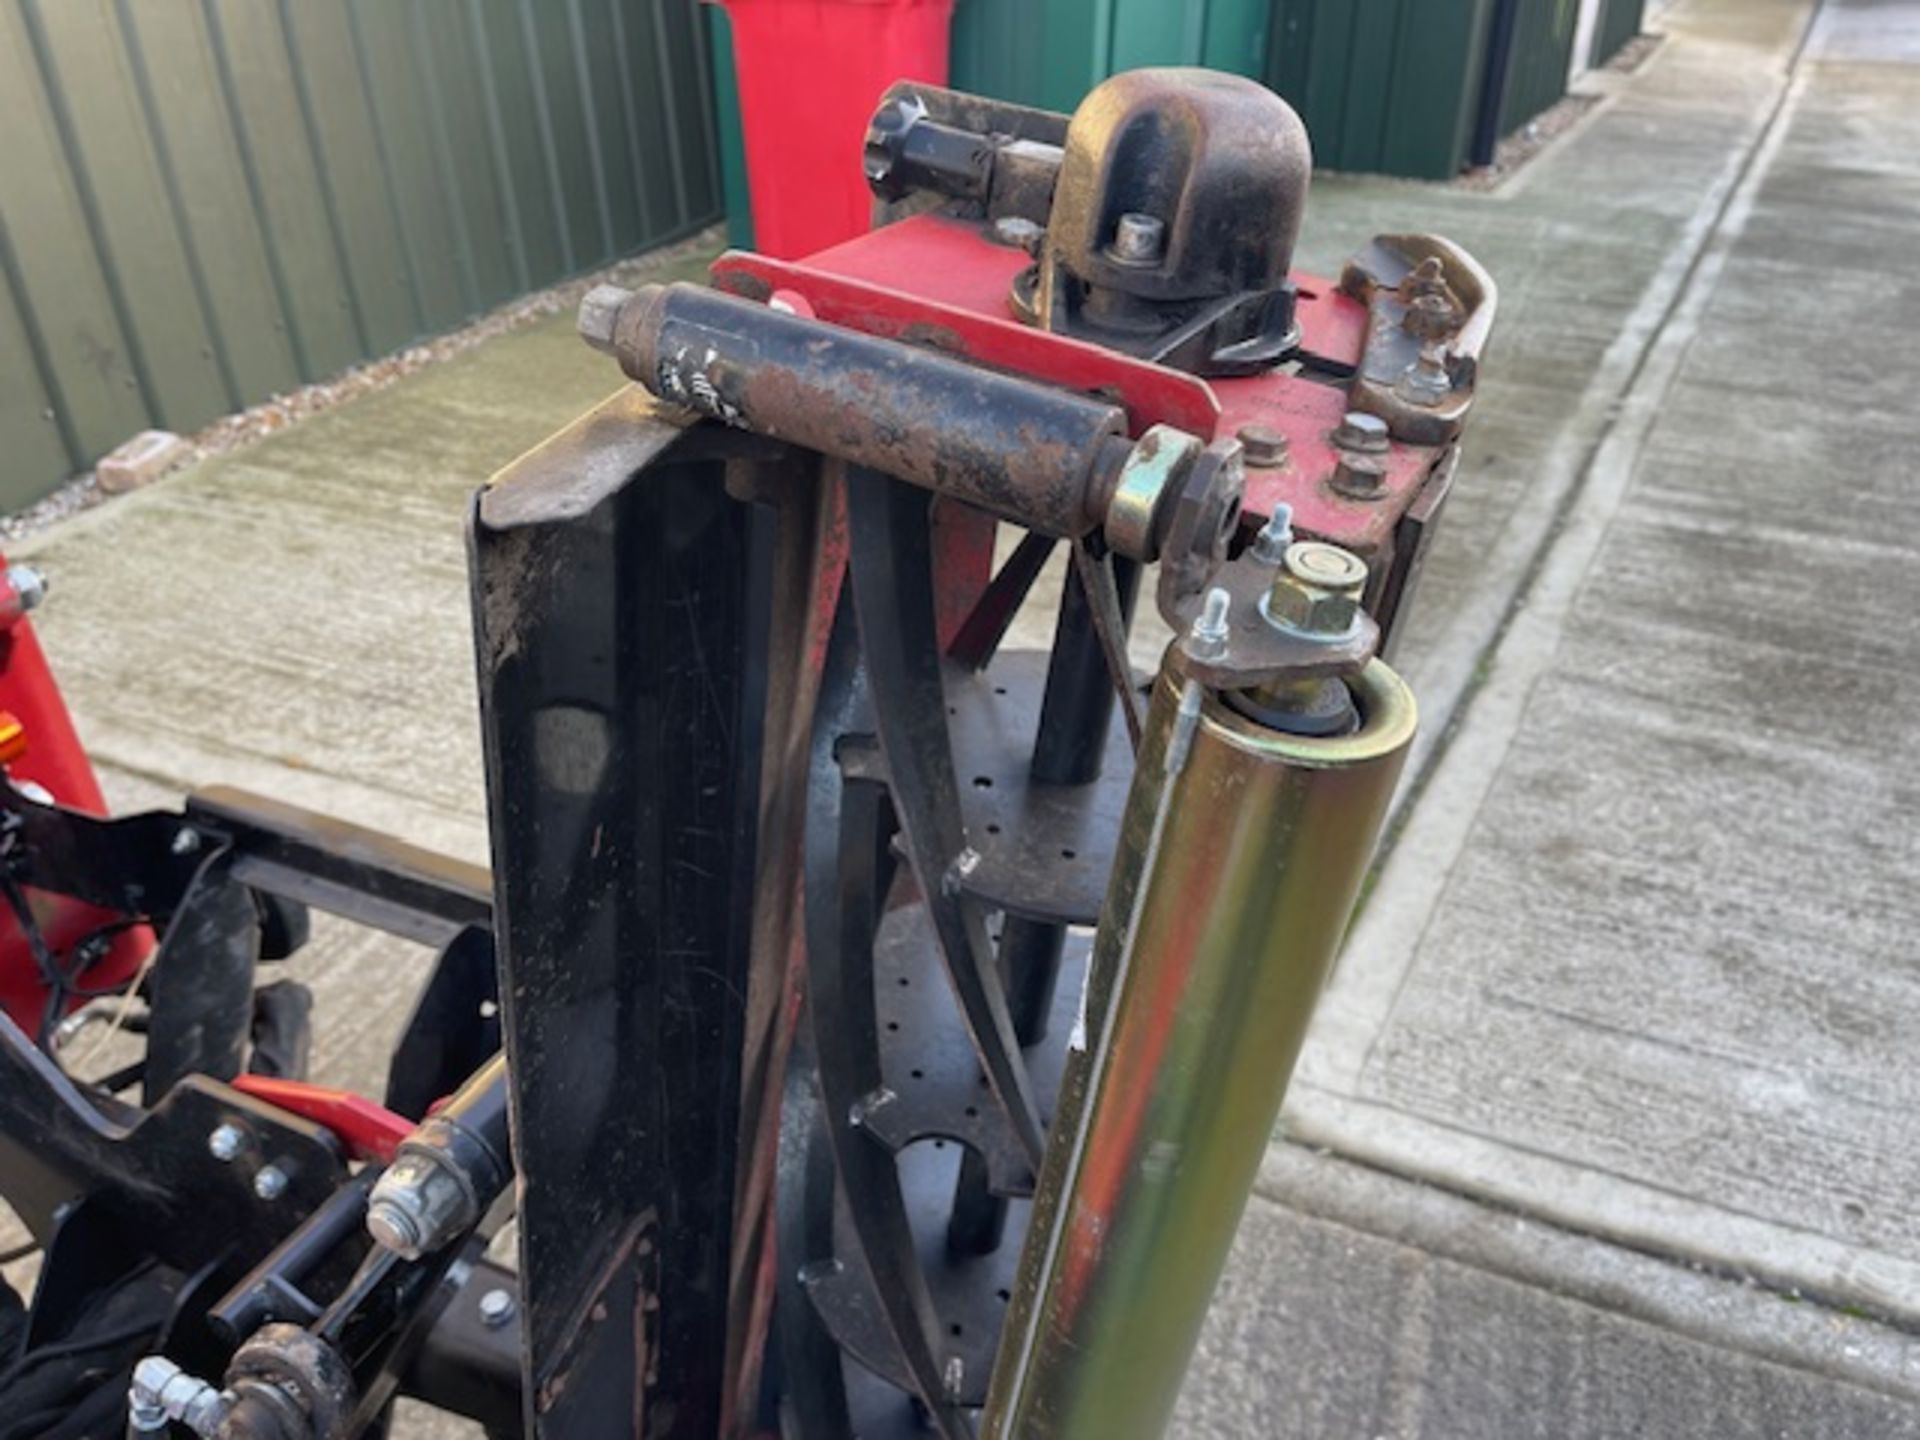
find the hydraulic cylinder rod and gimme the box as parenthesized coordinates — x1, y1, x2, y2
(982, 656, 1415, 1439)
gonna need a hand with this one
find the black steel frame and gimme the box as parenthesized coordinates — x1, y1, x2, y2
(456, 377, 1144, 1438)
(0, 772, 514, 1434)
(469, 394, 776, 1438)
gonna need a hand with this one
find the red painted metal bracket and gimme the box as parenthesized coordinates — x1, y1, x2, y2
(709, 249, 1224, 440)
(710, 214, 1440, 555)
(230, 1074, 414, 1163)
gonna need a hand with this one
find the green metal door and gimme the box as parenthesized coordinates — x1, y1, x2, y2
(1266, 0, 1495, 180)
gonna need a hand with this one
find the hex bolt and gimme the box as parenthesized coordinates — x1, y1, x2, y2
(1110, 211, 1166, 266)
(1331, 411, 1390, 453)
(1250, 504, 1294, 565)
(1331, 455, 1388, 500)
(253, 1164, 289, 1201)
(1287, 542, 1368, 591)
(208, 1123, 245, 1162)
(1264, 541, 1369, 638)
(171, 827, 201, 856)
(478, 1288, 517, 1329)
(577, 284, 633, 356)
(1236, 423, 1290, 469)
(992, 216, 1044, 253)
(1187, 586, 1233, 659)
(6, 565, 47, 614)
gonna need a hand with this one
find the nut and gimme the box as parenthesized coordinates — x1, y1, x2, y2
(365, 1148, 477, 1259)
(1397, 347, 1452, 407)
(1110, 212, 1165, 265)
(130, 1355, 230, 1436)
(1264, 541, 1369, 638)
(577, 285, 632, 355)
(253, 1164, 289, 1201)
(1403, 290, 1456, 339)
(1402, 255, 1450, 300)
(208, 1123, 245, 1162)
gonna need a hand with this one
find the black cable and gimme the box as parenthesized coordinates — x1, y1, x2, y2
(0, 1315, 160, 1392)
(0, 868, 65, 1051)
(0, 1239, 37, 1266)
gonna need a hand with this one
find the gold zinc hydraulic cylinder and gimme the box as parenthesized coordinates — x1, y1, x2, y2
(983, 518, 1417, 1439)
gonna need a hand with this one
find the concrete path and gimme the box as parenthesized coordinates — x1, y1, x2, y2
(1251, 0, 1920, 1426)
(11, 0, 1920, 1429)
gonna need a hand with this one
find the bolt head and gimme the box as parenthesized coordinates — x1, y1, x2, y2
(1236, 423, 1290, 468)
(253, 1164, 289, 1201)
(1332, 411, 1390, 453)
(577, 285, 632, 355)
(1265, 542, 1369, 638)
(1110, 211, 1166, 265)
(870, 96, 918, 136)
(991, 216, 1044, 254)
(5, 566, 46, 614)
(1286, 541, 1367, 591)
(208, 1123, 245, 1162)
(171, 827, 201, 856)
(1331, 455, 1387, 499)
(478, 1288, 516, 1328)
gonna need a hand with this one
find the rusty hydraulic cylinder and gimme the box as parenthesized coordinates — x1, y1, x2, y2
(982, 656, 1416, 1439)
(582, 281, 1142, 542)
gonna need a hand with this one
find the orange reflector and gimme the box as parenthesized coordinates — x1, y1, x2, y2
(0, 712, 27, 764)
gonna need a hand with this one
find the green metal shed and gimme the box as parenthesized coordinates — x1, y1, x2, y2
(1266, 0, 1496, 180)
(951, 0, 1272, 112)
(0, 0, 723, 511)
(1501, 0, 1582, 136)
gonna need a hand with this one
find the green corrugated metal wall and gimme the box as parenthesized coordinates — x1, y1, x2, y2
(1591, 0, 1647, 66)
(948, 0, 1585, 185)
(951, 0, 1271, 113)
(0, 0, 722, 511)
(1266, 0, 1494, 180)
(1502, 0, 1581, 134)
